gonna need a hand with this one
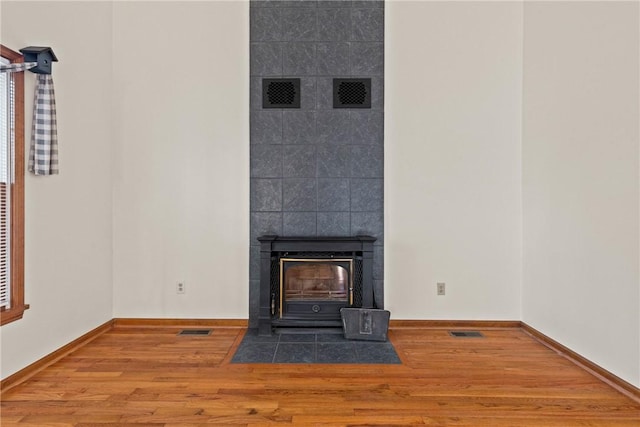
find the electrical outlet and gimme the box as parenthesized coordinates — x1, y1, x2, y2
(437, 282, 446, 296)
(177, 282, 185, 294)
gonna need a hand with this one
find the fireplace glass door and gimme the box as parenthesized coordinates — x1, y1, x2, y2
(280, 258, 353, 319)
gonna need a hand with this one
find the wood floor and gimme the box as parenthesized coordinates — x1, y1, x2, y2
(2, 325, 639, 426)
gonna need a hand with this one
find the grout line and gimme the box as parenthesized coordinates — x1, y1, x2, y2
(272, 334, 281, 363)
(314, 334, 318, 362)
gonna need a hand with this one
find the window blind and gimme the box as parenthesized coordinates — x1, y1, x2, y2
(0, 56, 12, 310)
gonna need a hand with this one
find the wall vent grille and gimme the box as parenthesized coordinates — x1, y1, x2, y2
(333, 78, 371, 108)
(449, 331, 484, 338)
(178, 329, 212, 336)
(263, 78, 300, 108)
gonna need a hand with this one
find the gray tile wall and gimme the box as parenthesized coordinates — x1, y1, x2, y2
(249, 0, 384, 327)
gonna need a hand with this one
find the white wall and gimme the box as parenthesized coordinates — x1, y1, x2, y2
(0, 1, 114, 378)
(111, 1, 249, 318)
(385, 1, 523, 320)
(522, 2, 640, 387)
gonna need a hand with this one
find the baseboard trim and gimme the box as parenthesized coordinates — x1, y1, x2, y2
(0, 319, 114, 394)
(389, 319, 521, 329)
(113, 318, 248, 328)
(521, 322, 640, 404)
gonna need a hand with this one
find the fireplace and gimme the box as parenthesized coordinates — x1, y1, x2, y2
(258, 235, 376, 335)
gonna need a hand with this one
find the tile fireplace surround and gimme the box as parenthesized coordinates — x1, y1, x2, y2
(249, 0, 385, 328)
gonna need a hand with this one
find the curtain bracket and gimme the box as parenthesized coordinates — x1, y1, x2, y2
(19, 46, 57, 75)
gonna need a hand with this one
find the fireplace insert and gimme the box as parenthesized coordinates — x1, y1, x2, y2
(258, 235, 376, 335)
(280, 257, 353, 320)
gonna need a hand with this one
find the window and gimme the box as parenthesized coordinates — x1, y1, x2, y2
(0, 45, 26, 326)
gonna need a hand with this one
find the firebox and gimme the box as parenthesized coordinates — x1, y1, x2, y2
(258, 235, 376, 335)
(280, 258, 353, 320)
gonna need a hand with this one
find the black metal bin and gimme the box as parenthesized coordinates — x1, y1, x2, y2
(341, 308, 390, 342)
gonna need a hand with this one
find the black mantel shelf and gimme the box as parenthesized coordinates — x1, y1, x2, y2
(258, 235, 376, 251)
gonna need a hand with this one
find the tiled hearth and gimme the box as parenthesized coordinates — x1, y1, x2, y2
(232, 329, 400, 364)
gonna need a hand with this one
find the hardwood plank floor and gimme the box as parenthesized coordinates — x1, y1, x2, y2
(2, 326, 639, 426)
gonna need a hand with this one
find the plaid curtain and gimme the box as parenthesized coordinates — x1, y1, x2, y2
(0, 62, 58, 175)
(29, 74, 58, 175)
